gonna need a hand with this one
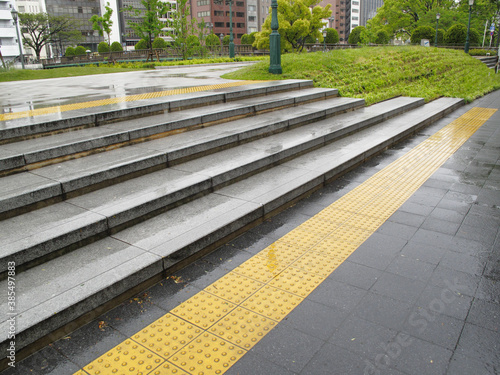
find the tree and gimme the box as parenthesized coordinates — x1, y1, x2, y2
(223, 35, 230, 45)
(98, 41, 110, 53)
(348, 26, 366, 44)
(253, 0, 331, 52)
(18, 13, 80, 61)
(206, 33, 220, 46)
(241, 34, 252, 44)
(152, 37, 168, 49)
(375, 30, 390, 44)
(411, 25, 436, 44)
(110, 41, 124, 52)
(444, 23, 480, 44)
(74, 46, 87, 55)
(90, 2, 113, 46)
(325, 28, 339, 44)
(125, 0, 171, 59)
(135, 39, 148, 50)
(51, 26, 83, 57)
(163, 0, 197, 59)
(65, 46, 75, 57)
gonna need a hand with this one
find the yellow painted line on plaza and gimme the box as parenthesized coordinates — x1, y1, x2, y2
(76, 107, 497, 375)
(0, 81, 266, 122)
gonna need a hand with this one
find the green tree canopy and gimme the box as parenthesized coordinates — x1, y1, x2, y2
(410, 25, 436, 44)
(348, 26, 366, 44)
(375, 30, 390, 44)
(163, 0, 197, 59)
(444, 23, 480, 44)
(110, 41, 124, 52)
(125, 0, 171, 56)
(65, 46, 75, 57)
(98, 41, 110, 53)
(205, 33, 220, 46)
(74, 45, 87, 55)
(325, 28, 339, 43)
(18, 13, 80, 60)
(152, 37, 167, 49)
(135, 39, 148, 50)
(90, 2, 113, 45)
(253, 0, 332, 52)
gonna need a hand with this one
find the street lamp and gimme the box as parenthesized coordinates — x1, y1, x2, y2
(268, 0, 282, 74)
(11, 7, 24, 69)
(323, 29, 327, 52)
(464, 0, 474, 54)
(435, 13, 440, 48)
(219, 33, 224, 57)
(329, 16, 335, 29)
(214, 0, 235, 58)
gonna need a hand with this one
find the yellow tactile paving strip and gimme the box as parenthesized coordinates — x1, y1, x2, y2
(0, 81, 266, 122)
(76, 107, 496, 375)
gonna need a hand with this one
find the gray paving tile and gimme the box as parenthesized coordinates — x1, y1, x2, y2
(376, 221, 418, 240)
(387, 210, 426, 228)
(421, 217, 461, 235)
(456, 223, 498, 245)
(475, 277, 500, 304)
(415, 284, 473, 321)
(327, 261, 382, 290)
(308, 278, 367, 313)
(456, 323, 500, 364)
(429, 265, 481, 297)
(385, 255, 436, 280)
(435, 198, 472, 216)
(391, 335, 453, 375)
(370, 272, 427, 303)
(354, 292, 413, 331)
(281, 299, 348, 341)
(226, 352, 295, 375)
(249, 324, 325, 373)
(301, 343, 381, 375)
(429, 207, 466, 224)
(399, 241, 446, 265)
(447, 353, 499, 375)
(466, 298, 500, 332)
(328, 316, 398, 359)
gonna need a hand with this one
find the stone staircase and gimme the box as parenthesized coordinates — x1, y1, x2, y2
(474, 55, 498, 69)
(0, 80, 463, 369)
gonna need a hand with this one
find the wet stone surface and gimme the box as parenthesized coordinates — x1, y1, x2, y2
(2, 92, 500, 375)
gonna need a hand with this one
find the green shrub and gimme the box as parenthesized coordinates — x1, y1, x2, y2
(110, 41, 123, 52)
(411, 26, 435, 44)
(187, 35, 200, 47)
(74, 46, 87, 55)
(206, 33, 220, 46)
(348, 26, 366, 45)
(241, 34, 251, 45)
(97, 42, 110, 53)
(152, 37, 167, 49)
(65, 46, 75, 56)
(222, 35, 230, 45)
(436, 29, 444, 45)
(375, 30, 390, 44)
(444, 24, 480, 45)
(469, 49, 491, 56)
(135, 39, 148, 50)
(325, 28, 339, 44)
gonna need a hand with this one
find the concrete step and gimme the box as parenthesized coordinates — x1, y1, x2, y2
(0, 97, 427, 274)
(0, 96, 463, 358)
(475, 55, 498, 69)
(0, 80, 312, 144)
(0, 97, 363, 219)
(0, 87, 338, 175)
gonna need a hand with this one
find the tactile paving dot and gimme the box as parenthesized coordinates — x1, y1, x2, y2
(328, 225, 373, 245)
(131, 313, 202, 359)
(279, 228, 326, 249)
(316, 208, 354, 223)
(292, 251, 345, 277)
(298, 218, 340, 236)
(205, 272, 264, 304)
(268, 266, 323, 297)
(148, 361, 187, 374)
(82, 339, 163, 374)
(208, 307, 277, 348)
(241, 285, 303, 321)
(345, 213, 386, 231)
(171, 291, 236, 329)
(312, 237, 357, 259)
(169, 332, 246, 375)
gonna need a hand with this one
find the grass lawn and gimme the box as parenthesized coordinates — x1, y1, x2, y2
(222, 46, 500, 105)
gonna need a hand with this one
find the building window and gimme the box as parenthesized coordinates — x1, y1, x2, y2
(352, 16, 358, 20)
(248, 5, 256, 11)
(237, 33, 244, 38)
(352, 1, 359, 4)
(237, 22, 245, 28)
(236, 12, 244, 17)
(248, 16, 256, 21)
(214, 10, 223, 16)
(352, 24, 358, 27)
(352, 9, 358, 12)
(197, 0, 209, 5)
(215, 22, 224, 27)
(198, 11, 210, 17)
(236, 1, 244, 6)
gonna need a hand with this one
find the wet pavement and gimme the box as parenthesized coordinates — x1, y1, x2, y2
(0, 68, 499, 375)
(0, 62, 254, 113)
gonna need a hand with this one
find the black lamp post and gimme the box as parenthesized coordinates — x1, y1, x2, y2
(435, 13, 440, 47)
(11, 7, 25, 69)
(268, 0, 282, 74)
(219, 33, 224, 56)
(464, 0, 474, 53)
(323, 29, 327, 52)
(329, 16, 334, 28)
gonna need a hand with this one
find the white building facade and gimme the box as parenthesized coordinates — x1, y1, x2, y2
(0, 0, 21, 63)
